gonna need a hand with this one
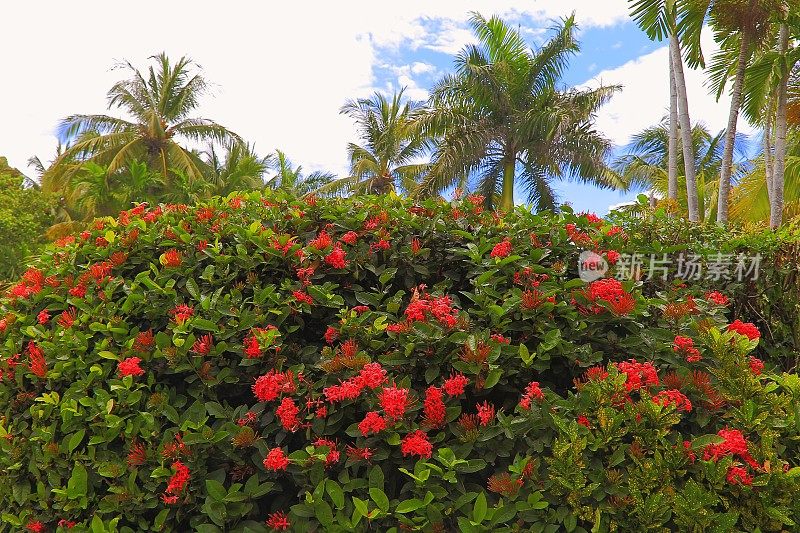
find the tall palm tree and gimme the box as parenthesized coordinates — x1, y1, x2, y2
(418, 13, 621, 212)
(321, 90, 428, 195)
(203, 143, 272, 197)
(45, 53, 241, 193)
(616, 120, 748, 221)
(694, 0, 781, 223)
(267, 149, 336, 196)
(629, 0, 701, 221)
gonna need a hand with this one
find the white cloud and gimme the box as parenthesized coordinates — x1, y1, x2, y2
(580, 30, 757, 147)
(1, 0, 633, 181)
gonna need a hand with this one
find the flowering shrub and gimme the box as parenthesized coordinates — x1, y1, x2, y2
(1, 191, 800, 531)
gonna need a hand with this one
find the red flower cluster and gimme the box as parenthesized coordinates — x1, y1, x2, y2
(519, 381, 544, 409)
(423, 386, 446, 428)
(191, 334, 214, 355)
(726, 465, 753, 486)
(490, 238, 512, 258)
(118, 357, 144, 378)
(616, 359, 659, 392)
(359, 411, 387, 436)
(324, 326, 338, 344)
(476, 401, 496, 426)
(266, 510, 291, 530)
(443, 373, 469, 396)
(401, 430, 432, 458)
(27, 342, 47, 379)
(324, 245, 348, 269)
(749, 356, 764, 375)
(163, 249, 182, 268)
(673, 335, 701, 363)
(309, 230, 332, 250)
(127, 441, 148, 468)
(703, 428, 760, 469)
(341, 231, 358, 245)
(379, 385, 410, 420)
(402, 292, 459, 328)
(170, 304, 194, 325)
(293, 290, 313, 305)
(275, 397, 301, 431)
(705, 291, 730, 306)
(727, 320, 760, 340)
(323, 363, 386, 403)
(586, 278, 636, 316)
(162, 461, 190, 504)
(264, 447, 290, 471)
(652, 389, 692, 412)
(37, 310, 50, 324)
(577, 415, 591, 428)
(252, 370, 296, 402)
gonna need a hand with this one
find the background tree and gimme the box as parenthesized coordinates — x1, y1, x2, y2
(0, 157, 53, 281)
(267, 149, 336, 196)
(44, 53, 241, 194)
(202, 143, 271, 197)
(419, 13, 621, 212)
(629, 0, 701, 221)
(321, 90, 428, 196)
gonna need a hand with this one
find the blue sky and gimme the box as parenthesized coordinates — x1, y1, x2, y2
(1, 1, 750, 214)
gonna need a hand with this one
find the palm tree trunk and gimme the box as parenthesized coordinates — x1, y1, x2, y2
(771, 21, 790, 229)
(500, 157, 516, 212)
(717, 30, 751, 225)
(764, 96, 774, 204)
(668, 50, 678, 202)
(670, 33, 700, 222)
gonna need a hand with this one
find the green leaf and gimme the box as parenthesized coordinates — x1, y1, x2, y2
(205, 479, 227, 501)
(395, 498, 425, 513)
(691, 434, 725, 450)
(67, 462, 88, 499)
(326, 479, 345, 509)
(473, 492, 487, 523)
(369, 487, 389, 512)
(67, 430, 85, 454)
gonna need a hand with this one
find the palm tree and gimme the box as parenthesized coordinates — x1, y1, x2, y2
(267, 149, 336, 196)
(321, 90, 428, 195)
(418, 13, 621, 212)
(694, 0, 781, 223)
(629, 0, 701, 221)
(45, 53, 241, 193)
(203, 143, 272, 197)
(616, 120, 748, 221)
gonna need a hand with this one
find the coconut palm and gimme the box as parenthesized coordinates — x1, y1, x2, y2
(691, 0, 782, 223)
(615, 120, 749, 222)
(418, 13, 621, 212)
(629, 0, 701, 221)
(267, 149, 336, 196)
(44, 53, 241, 194)
(319, 90, 428, 196)
(203, 143, 272, 197)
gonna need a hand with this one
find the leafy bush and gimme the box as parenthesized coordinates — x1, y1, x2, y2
(2, 191, 800, 532)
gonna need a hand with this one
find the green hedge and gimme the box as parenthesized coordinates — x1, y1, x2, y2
(1, 192, 800, 532)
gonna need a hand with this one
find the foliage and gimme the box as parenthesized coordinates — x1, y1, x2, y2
(2, 191, 800, 531)
(0, 158, 53, 282)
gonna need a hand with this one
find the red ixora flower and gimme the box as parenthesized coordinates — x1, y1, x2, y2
(652, 389, 692, 412)
(26, 521, 45, 533)
(309, 230, 333, 250)
(118, 357, 145, 378)
(727, 320, 760, 340)
(704, 428, 760, 469)
(164, 461, 190, 497)
(379, 386, 410, 420)
(577, 415, 591, 428)
(191, 334, 214, 355)
(252, 370, 296, 402)
(293, 290, 313, 305)
(586, 278, 636, 316)
(163, 249, 183, 268)
(37, 309, 50, 324)
(490, 238, 512, 258)
(58, 519, 77, 529)
(264, 447, 290, 471)
(346, 444, 374, 462)
(324, 326, 338, 344)
(726, 465, 753, 486)
(616, 359, 659, 392)
(127, 441, 148, 468)
(359, 411, 387, 436)
(423, 386, 446, 428)
(401, 430, 432, 458)
(324, 244, 348, 269)
(673, 335, 702, 363)
(27, 341, 47, 379)
(266, 510, 291, 531)
(341, 231, 359, 245)
(476, 401, 496, 426)
(705, 291, 729, 306)
(443, 373, 469, 396)
(519, 381, 544, 409)
(275, 397, 301, 432)
(170, 304, 194, 325)
(749, 356, 764, 375)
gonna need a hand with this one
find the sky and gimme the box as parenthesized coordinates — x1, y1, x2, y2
(0, 1, 754, 214)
